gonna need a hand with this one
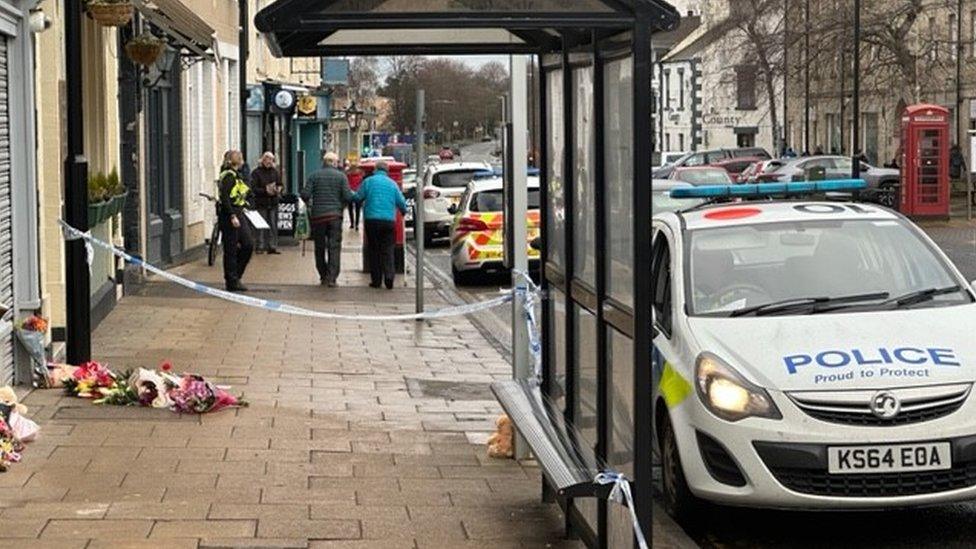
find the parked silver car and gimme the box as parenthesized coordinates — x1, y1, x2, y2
(768, 155, 900, 207)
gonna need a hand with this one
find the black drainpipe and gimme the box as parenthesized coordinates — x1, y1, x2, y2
(119, 14, 141, 255)
(239, 0, 249, 160)
(63, 0, 91, 364)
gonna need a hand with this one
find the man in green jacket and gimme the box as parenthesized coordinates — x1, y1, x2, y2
(301, 152, 353, 287)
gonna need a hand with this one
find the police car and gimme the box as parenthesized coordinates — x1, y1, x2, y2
(449, 173, 539, 285)
(652, 181, 976, 521)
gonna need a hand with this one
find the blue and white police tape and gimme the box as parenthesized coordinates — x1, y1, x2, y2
(59, 219, 529, 322)
(61, 225, 94, 273)
(512, 269, 544, 385)
(595, 471, 648, 549)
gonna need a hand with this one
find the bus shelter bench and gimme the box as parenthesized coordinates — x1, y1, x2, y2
(491, 379, 610, 499)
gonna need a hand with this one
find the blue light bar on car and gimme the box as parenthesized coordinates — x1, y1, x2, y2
(670, 179, 868, 199)
(476, 168, 542, 179)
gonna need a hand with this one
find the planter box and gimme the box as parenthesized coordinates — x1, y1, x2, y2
(87, 192, 128, 227)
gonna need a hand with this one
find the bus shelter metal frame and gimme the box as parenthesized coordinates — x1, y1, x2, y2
(256, 2, 679, 546)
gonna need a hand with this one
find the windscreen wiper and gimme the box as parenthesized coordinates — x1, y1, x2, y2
(880, 286, 963, 308)
(728, 292, 890, 317)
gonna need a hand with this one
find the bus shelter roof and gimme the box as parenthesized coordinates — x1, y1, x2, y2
(255, 0, 680, 57)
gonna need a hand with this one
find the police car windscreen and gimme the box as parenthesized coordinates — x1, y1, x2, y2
(434, 170, 484, 188)
(688, 219, 971, 316)
(471, 190, 541, 212)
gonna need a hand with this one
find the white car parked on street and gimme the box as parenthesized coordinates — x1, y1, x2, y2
(420, 161, 492, 246)
(652, 181, 976, 523)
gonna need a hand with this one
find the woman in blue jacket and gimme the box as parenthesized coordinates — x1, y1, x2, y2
(353, 161, 408, 289)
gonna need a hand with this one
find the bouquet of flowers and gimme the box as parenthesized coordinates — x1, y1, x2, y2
(128, 367, 175, 409)
(0, 417, 24, 472)
(16, 315, 49, 387)
(62, 360, 246, 414)
(20, 315, 48, 333)
(168, 374, 246, 414)
(62, 361, 120, 399)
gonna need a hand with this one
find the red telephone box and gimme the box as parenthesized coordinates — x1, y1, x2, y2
(358, 160, 407, 274)
(900, 104, 950, 218)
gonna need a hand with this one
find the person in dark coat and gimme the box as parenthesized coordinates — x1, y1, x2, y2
(251, 152, 283, 255)
(301, 151, 353, 287)
(218, 150, 254, 292)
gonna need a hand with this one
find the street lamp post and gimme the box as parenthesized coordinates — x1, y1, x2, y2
(852, 0, 861, 179)
(64, 0, 91, 364)
(783, 0, 789, 155)
(333, 101, 365, 160)
(804, 0, 810, 153)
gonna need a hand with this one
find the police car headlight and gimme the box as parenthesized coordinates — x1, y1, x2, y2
(695, 353, 782, 422)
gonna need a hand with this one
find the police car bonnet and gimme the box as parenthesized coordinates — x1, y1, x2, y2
(685, 305, 976, 392)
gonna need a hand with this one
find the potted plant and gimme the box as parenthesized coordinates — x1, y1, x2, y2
(124, 33, 166, 66)
(86, 0, 134, 27)
(87, 168, 128, 226)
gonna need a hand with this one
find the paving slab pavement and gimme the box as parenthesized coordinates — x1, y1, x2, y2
(2, 229, 588, 548)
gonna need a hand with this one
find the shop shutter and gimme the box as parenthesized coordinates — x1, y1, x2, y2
(0, 37, 14, 386)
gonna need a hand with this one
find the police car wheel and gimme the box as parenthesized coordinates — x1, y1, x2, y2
(452, 265, 474, 287)
(661, 414, 698, 523)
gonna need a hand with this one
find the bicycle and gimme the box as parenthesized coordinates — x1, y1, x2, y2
(200, 193, 221, 267)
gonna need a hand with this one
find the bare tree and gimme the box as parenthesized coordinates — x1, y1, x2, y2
(345, 57, 381, 106)
(715, 0, 787, 153)
(379, 57, 509, 139)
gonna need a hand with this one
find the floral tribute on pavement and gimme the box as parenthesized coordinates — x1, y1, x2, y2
(62, 361, 247, 414)
(0, 386, 39, 472)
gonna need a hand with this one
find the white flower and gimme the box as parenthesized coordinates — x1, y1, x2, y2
(128, 368, 172, 409)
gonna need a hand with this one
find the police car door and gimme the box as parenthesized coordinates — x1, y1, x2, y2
(652, 225, 682, 421)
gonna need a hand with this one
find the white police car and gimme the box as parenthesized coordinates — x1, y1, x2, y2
(651, 181, 976, 521)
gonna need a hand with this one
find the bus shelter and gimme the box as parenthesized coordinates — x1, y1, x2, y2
(255, 2, 679, 546)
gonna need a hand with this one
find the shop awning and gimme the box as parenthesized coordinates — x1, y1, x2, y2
(255, 0, 680, 57)
(133, 0, 218, 59)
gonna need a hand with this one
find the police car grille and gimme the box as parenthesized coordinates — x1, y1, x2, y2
(767, 464, 976, 497)
(788, 384, 971, 427)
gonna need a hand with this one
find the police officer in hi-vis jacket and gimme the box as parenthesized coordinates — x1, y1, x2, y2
(218, 150, 254, 292)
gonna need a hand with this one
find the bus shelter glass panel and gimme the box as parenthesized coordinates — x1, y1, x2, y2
(604, 57, 634, 306)
(574, 304, 599, 531)
(607, 328, 635, 546)
(549, 287, 568, 413)
(547, 69, 566, 269)
(573, 64, 597, 286)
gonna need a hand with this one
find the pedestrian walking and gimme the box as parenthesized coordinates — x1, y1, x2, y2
(346, 161, 364, 230)
(251, 152, 283, 255)
(301, 151, 353, 287)
(218, 150, 254, 292)
(353, 160, 408, 290)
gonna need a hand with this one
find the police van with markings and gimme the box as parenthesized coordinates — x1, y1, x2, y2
(651, 181, 976, 521)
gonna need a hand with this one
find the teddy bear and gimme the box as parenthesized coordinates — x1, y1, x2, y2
(487, 414, 514, 459)
(0, 386, 26, 417)
(0, 386, 37, 442)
